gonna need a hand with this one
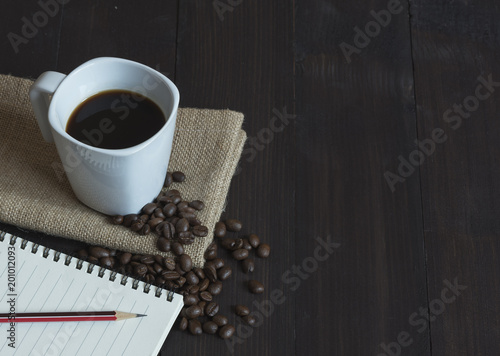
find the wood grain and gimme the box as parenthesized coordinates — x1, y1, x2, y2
(410, 1, 500, 355)
(295, 1, 430, 355)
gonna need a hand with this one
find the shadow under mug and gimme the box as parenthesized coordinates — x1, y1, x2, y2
(29, 57, 180, 216)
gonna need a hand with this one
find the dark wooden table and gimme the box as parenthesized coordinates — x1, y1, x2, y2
(1, 0, 500, 355)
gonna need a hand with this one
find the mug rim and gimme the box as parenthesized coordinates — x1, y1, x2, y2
(48, 57, 180, 156)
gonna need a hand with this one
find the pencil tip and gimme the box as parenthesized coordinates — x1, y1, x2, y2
(136, 314, 147, 318)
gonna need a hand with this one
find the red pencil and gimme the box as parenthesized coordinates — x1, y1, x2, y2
(0, 311, 146, 323)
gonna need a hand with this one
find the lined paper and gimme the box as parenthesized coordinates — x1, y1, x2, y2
(0, 233, 183, 356)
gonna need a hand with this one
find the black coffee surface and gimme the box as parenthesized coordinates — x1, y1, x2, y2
(66, 90, 165, 149)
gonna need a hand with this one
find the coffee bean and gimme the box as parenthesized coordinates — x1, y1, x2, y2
(248, 234, 260, 248)
(177, 231, 195, 245)
(119, 252, 132, 265)
(221, 238, 236, 250)
(179, 316, 188, 331)
(153, 262, 163, 274)
(172, 242, 184, 256)
(192, 225, 208, 237)
(205, 301, 219, 317)
(172, 171, 186, 182)
(235, 305, 250, 317)
(242, 239, 252, 251)
(112, 215, 124, 225)
(242, 314, 256, 326)
(163, 257, 176, 270)
(184, 294, 199, 306)
(130, 221, 144, 232)
(248, 280, 265, 294)
(162, 203, 177, 217)
(142, 203, 157, 215)
(123, 214, 139, 227)
(140, 255, 155, 264)
(241, 258, 255, 273)
(139, 214, 149, 223)
(177, 276, 186, 287)
(88, 256, 99, 264)
(157, 237, 171, 252)
(185, 305, 202, 319)
(140, 224, 151, 235)
(204, 265, 218, 282)
(212, 314, 228, 327)
(162, 271, 180, 280)
(189, 200, 205, 211)
(146, 264, 156, 275)
(185, 284, 200, 294)
(257, 243, 271, 258)
(76, 249, 88, 260)
(99, 256, 114, 268)
(185, 271, 199, 285)
(225, 219, 242, 232)
(188, 216, 202, 226)
(179, 206, 196, 214)
(208, 281, 222, 296)
(162, 222, 175, 239)
(212, 258, 225, 270)
(178, 254, 193, 272)
(175, 263, 186, 276)
(199, 278, 210, 292)
(179, 211, 196, 220)
(154, 208, 166, 219)
(214, 222, 227, 238)
(89, 247, 110, 258)
(188, 319, 202, 335)
(194, 267, 205, 280)
(203, 321, 218, 334)
(198, 301, 206, 317)
(199, 291, 213, 302)
(204, 247, 217, 260)
(148, 217, 164, 229)
(133, 264, 147, 276)
(174, 218, 188, 233)
(218, 324, 235, 339)
(232, 249, 249, 261)
(217, 266, 232, 281)
(164, 172, 173, 187)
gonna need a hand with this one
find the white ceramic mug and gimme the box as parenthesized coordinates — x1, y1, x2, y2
(29, 57, 180, 216)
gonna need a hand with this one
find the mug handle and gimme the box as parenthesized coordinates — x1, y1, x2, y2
(29, 71, 66, 143)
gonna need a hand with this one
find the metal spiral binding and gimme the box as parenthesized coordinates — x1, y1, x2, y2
(86, 263, 95, 274)
(43, 246, 50, 258)
(0, 230, 175, 301)
(53, 251, 61, 262)
(65, 255, 72, 266)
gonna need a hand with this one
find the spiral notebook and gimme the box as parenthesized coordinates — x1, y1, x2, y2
(0, 231, 184, 356)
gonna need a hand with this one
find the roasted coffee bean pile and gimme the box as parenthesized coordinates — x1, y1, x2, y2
(110, 171, 208, 250)
(77, 171, 271, 340)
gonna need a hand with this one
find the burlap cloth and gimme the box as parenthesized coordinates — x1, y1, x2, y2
(0, 75, 246, 267)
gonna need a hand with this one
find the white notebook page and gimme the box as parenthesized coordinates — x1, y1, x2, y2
(0, 232, 183, 356)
